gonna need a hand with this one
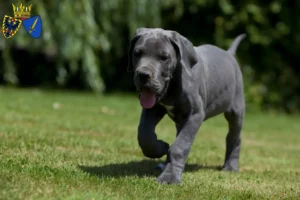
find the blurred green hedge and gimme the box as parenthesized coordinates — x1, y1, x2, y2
(0, 0, 299, 113)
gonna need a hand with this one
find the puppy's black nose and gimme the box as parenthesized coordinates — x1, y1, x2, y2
(137, 71, 151, 82)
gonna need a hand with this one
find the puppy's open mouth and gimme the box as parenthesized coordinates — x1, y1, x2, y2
(139, 87, 157, 109)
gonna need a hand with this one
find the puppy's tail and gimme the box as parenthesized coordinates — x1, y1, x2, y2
(227, 33, 247, 56)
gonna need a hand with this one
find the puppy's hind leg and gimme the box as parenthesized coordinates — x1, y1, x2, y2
(223, 89, 245, 172)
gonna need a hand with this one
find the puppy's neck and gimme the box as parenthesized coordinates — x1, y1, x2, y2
(159, 66, 183, 106)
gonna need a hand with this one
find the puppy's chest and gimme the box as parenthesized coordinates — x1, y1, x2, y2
(160, 103, 175, 118)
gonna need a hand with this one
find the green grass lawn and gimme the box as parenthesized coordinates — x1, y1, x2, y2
(0, 87, 299, 200)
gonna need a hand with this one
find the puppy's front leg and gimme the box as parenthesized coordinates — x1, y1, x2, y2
(138, 106, 169, 159)
(157, 111, 204, 184)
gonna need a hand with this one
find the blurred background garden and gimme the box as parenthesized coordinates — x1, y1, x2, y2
(0, 0, 299, 113)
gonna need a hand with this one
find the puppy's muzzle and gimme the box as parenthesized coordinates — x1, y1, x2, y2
(136, 70, 151, 84)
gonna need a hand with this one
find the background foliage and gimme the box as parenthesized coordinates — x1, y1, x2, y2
(0, 0, 299, 113)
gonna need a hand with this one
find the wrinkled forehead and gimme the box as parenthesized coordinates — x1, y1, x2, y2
(135, 32, 172, 50)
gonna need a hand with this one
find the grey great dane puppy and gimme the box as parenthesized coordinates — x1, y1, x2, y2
(127, 28, 246, 184)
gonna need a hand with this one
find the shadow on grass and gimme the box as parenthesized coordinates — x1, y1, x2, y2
(78, 159, 222, 178)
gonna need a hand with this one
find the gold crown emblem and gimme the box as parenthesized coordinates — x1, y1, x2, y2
(12, 3, 32, 20)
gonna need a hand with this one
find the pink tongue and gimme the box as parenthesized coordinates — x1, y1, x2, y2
(140, 89, 156, 109)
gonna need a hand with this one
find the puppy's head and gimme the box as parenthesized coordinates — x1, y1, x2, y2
(127, 28, 198, 109)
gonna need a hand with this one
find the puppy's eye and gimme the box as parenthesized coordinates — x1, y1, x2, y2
(134, 49, 143, 57)
(159, 54, 169, 61)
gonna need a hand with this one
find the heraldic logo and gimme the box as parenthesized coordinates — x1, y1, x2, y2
(2, 2, 42, 39)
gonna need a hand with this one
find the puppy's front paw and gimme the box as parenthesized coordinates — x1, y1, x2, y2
(156, 172, 181, 184)
(156, 165, 182, 184)
(141, 140, 169, 159)
(222, 164, 239, 172)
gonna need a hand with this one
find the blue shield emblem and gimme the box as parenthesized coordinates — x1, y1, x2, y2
(2, 15, 22, 39)
(22, 15, 42, 39)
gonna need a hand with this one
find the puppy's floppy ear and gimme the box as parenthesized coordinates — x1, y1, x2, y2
(127, 28, 150, 72)
(127, 35, 140, 72)
(167, 31, 198, 77)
